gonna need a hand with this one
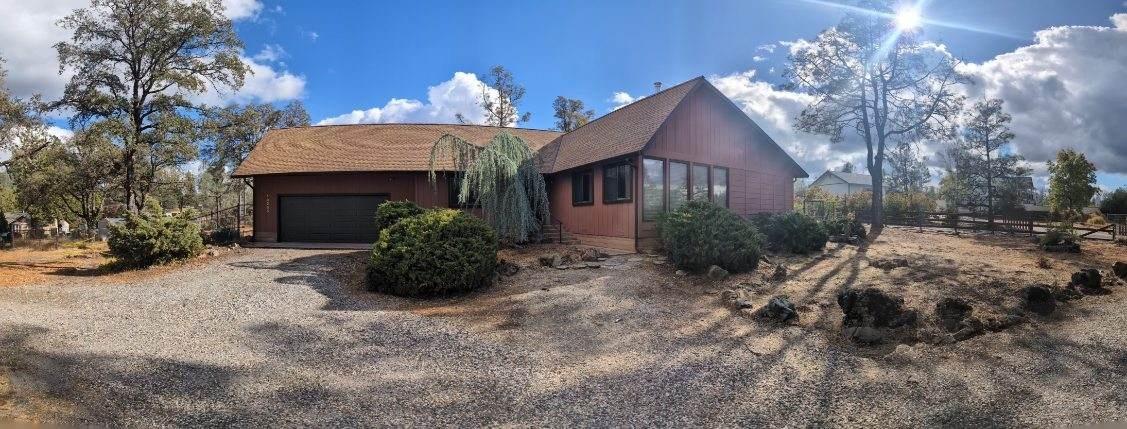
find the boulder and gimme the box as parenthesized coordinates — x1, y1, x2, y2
(759, 295, 799, 323)
(934, 297, 973, 332)
(771, 264, 788, 281)
(538, 253, 563, 268)
(579, 247, 608, 262)
(1070, 269, 1102, 289)
(838, 288, 917, 329)
(1020, 285, 1057, 316)
(707, 265, 730, 281)
(870, 258, 909, 270)
(1114, 262, 1127, 280)
(497, 260, 520, 276)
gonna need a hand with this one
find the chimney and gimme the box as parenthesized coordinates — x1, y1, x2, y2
(653, 81, 662, 93)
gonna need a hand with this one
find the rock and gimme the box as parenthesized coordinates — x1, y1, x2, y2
(935, 297, 973, 332)
(870, 258, 909, 270)
(951, 317, 984, 341)
(886, 344, 922, 362)
(1070, 269, 1102, 289)
(838, 288, 917, 329)
(1114, 262, 1127, 280)
(1020, 285, 1057, 316)
(675, 270, 688, 276)
(497, 260, 520, 276)
(735, 299, 755, 310)
(759, 295, 798, 323)
(579, 247, 608, 262)
(771, 265, 787, 281)
(207, 249, 218, 257)
(843, 326, 886, 344)
(1054, 286, 1084, 302)
(707, 265, 730, 280)
(538, 253, 562, 268)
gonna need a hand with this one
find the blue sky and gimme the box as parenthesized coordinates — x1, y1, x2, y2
(3, 0, 1127, 189)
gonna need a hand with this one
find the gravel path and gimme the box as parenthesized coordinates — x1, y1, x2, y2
(1, 244, 1126, 427)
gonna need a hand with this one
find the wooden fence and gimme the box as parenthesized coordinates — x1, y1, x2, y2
(853, 211, 1119, 241)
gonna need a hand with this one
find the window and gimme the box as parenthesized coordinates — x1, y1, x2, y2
(643, 158, 665, 221)
(447, 174, 480, 207)
(669, 161, 689, 210)
(603, 163, 633, 203)
(691, 164, 710, 201)
(572, 169, 594, 205)
(712, 167, 729, 207)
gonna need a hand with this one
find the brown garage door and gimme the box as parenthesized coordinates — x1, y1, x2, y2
(278, 195, 387, 243)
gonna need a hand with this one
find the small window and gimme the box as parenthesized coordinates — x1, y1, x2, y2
(691, 164, 710, 201)
(643, 158, 665, 221)
(447, 174, 481, 207)
(669, 161, 689, 210)
(712, 167, 729, 208)
(603, 163, 633, 203)
(572, 169, 594, 205)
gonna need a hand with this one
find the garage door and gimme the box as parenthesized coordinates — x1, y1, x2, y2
(278, 195, 387, 243)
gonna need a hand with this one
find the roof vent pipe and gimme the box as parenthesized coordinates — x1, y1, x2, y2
(653, 81, 662, 93)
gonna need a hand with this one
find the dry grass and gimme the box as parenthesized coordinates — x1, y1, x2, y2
(0, 241, 242, 287)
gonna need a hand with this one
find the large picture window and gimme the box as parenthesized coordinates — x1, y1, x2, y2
(572, 169, 594, 205)
(643, 158, 665, 221)
(603, 163, 633, 203)
(669, 161, 689, 211)
(712, 167, 729, 208)
(691, 164, 710, 201)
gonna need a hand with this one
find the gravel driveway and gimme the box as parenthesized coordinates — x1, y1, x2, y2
(1, 245, 1126, 427)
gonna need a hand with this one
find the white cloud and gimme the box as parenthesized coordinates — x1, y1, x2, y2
(195, 56, 305, 105)
(958, 13, 1127, 173)
(251, 44, 287, 63)
(752, 55, 767, 62)
(609, 91, 636, 110)
(756, 43, 777, 53)
(220, 0, 263, 21)
(317, 72, 510, 126)
(0, 0, 298, 107)
(708, 70, 864, 177)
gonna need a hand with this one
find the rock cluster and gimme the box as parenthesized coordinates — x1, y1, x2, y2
(837, 288, 918, 344)
(870, 258, 909, 270)
(537, 247, 610, 270)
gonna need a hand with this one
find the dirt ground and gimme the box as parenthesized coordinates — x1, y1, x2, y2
(1, 228, 1125, 426)
(0, 241, 243, 287)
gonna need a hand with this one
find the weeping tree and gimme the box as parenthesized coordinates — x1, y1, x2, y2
(428, 131, 549, 244)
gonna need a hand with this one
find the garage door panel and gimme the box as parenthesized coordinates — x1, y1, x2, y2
(279, 195, 386, 243)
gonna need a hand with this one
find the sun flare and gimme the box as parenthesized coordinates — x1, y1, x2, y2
(894, 7, 923, 30)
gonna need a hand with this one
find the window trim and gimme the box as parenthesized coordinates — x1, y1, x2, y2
(642, 157, 667, 221)
(602, 162, 634, 204)
(711, 166, 730, 208)
(571, 168, 595, 206)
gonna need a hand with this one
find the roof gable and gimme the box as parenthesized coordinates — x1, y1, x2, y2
(540, 77, 703, 173)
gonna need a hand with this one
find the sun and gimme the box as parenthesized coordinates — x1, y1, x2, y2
(894, 6, 923, 31)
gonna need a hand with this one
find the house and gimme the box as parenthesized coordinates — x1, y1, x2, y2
(4, 212, 31, 239)
(233, 77, 808, 251)
(807, 170, 873, 197)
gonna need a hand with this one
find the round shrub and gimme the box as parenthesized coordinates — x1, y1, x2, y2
(368, 209, 498, 297)
(109, 210, 204, 267)
(657, 200, 763, 273)
(374, 200, 425, 233)
(758, 212, 829, 254)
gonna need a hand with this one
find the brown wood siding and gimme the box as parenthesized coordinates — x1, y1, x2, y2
(638, 85, 797, 249)
(546, 157, 637, 250)
(252, 172, 451, 242)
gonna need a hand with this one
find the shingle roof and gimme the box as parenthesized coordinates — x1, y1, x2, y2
(820, 171, 873, 186)
(232, 123, 563, 177)
(539, 77, 703, 173)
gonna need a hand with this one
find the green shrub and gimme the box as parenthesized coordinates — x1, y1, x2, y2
(755, 212, 829, 254)
(208, 226, 240, 245)
(824, 216, 867, 239)
(368, 209, 498, 297)
(657, 200, 763, 273)
(1040, 222, 1079, 247)
(374, 200, 425, 234)
(108, 210, 204, 267)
